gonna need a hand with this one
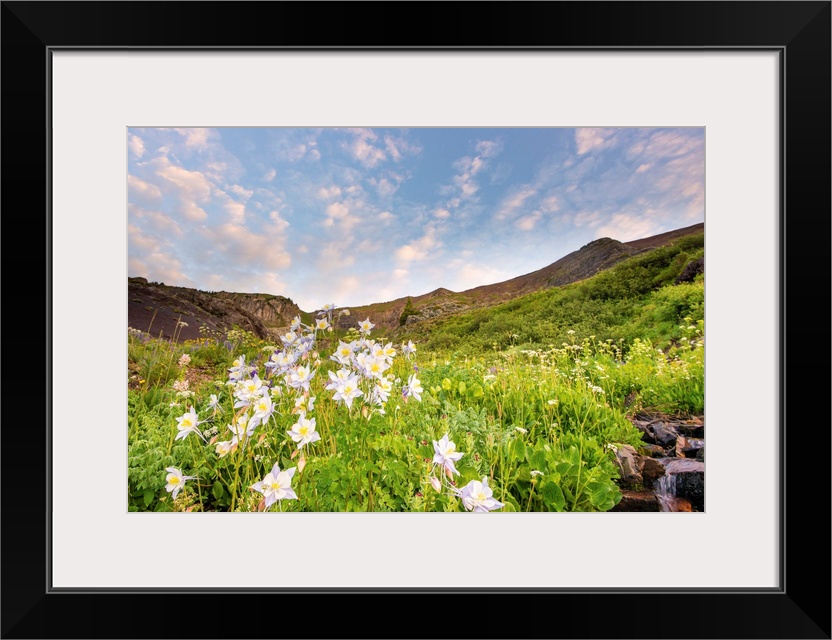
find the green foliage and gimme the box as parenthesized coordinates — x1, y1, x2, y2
(399, 297, 416, 326)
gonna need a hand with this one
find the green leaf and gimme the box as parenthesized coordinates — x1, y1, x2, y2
(531, 449, 547, 470)
(212, 481, 224, 500)
(501, 501, 516, 512)
(457, 381, 467, 395)
(143, 490, 154, 507)
(472, 384, 484, 398)
(417, 445, 433, 459)
(541, 481, 566, 511)
(511, 437, 525, 462)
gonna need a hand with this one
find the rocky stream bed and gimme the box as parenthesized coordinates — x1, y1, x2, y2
(611, 414, 705, 512)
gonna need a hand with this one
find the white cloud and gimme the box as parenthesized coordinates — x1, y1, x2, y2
(574, 210, 603, 228)
(575, 128, 619, 155)
(174, 128, 214, 150)
(495, 185, 537, 220)
(595, 213, 662, 242)
(263, 168, 277, 182)
(452, 262, 513, 290)
(325, 202, 350, 220)
(229, 184, 254, 200)
(154, 158, 212, 201)
(129, 205, 182, 237)
(318, 185, 342, 199)
(515, 211, 542, 231)
(128, 134, 145, 159)
(350, 138, 386, 167)
(127, 174, 162, 203)
(433, 208, 451, 219)
(395, 226, 441, 264)
(475, 139, 501, 158)
(635, 163, 651, 174)
(539, 195, 560, 213)
(377, 211, 394, 223)
(204, 222, 292, 271)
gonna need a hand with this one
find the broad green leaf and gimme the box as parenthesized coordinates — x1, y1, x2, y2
(511, 437, 525, 462)
(212, 481, 224, 500)
(541, 482, 566, 511)
(143, 490, 154, 507)
(457, 381, 467, 395)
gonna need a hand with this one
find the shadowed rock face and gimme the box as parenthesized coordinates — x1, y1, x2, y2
(128, 278, 301, 342)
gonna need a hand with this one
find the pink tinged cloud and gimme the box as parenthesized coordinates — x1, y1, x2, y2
(575, 128, 618, 155)
(128, 134, 145, 159)
(174, 127, 214, 149)
(595, 214, 661, 242)
(128, 174, 162, 203)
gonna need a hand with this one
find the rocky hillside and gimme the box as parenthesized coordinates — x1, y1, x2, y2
(128, 222, 703, 340)
(128, 278, 302, 342)
(344, 222, 704, 330)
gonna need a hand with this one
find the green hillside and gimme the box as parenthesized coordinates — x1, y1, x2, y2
(401, 232, 704, 355)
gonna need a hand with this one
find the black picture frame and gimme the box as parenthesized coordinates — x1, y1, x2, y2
(3, 2, 829, 638)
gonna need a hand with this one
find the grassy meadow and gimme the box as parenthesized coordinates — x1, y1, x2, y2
(127, 233, 704, 512)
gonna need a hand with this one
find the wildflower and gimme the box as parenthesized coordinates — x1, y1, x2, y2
(287, 415, 321, 449)
(207, 393, 223, 414)
(287, 365, 315, 392)
(339, 308, 350, 316)
(401, 340, 416, 358)
(403, 374, 423, 402)
(294, 394, 316, 414)
(177, 321, 189, 328)
(530, 470, 545, 478)
(215, 440, 233, 457)
(429, 475, 442, 493)
(252, 463, 298, 509)
(515, 427, 527, 434)
(315, 318, 330, 332)
(249, 393, 275, 429)
(165, 467, 196, 500)
(331, 340, 355, 366)
(358, 318, 375, 334)
(177, 353, 191, 367)
(228, 355, 252, 382)
(547, 399, 559, 406)
(172, 379, 190, 393)
(332, 375, 363, 409)
(371, 376, 393, 405)
(228, 413, 255, 445)
(433, 433, 464, 477)
(175, 407, 206, 442)
(457, 477, 504, 512)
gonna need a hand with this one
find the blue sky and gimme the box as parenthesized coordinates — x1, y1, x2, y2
(128, 127, 704, 310)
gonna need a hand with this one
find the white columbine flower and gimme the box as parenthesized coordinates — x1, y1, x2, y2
(358, 318, 375, 334)
(315, 317, 330, 332)
(287, 414, 321, 449)
(401, 340, 417, 358)
(332, 375, 363, 409)
(165, 467, 196, 500)
(405, 374, 423, 402)
(433, 433, 464, 477)
(175, 406, 206, 442)
(249, 393, 275, 429)
(207, 393, 223, 414)
(458, 476, 504, 512)
(215, 440, 233, 457)
(252, 463, 298, 509)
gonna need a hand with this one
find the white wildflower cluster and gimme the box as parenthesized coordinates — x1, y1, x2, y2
(167, 306, 423, 509)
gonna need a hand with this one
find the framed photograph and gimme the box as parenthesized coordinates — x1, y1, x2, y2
(4, 2, 829, 638)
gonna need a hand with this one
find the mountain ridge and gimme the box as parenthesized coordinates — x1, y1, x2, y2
(128, 222, 703, 340)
